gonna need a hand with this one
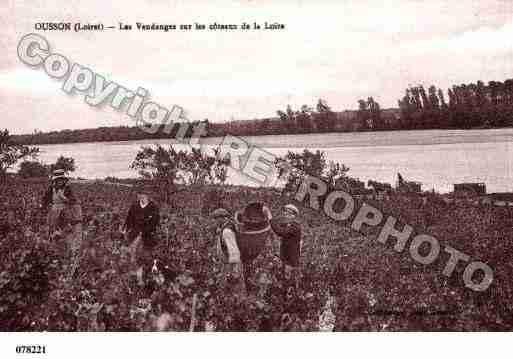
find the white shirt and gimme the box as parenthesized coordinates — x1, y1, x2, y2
(52, 188, 68, 209)
(219, 228, 241, 264)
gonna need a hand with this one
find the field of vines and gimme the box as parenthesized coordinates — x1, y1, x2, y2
(1, 179, 513, 331)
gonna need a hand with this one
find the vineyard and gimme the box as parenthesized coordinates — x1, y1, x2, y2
(1, 179, 513, 331)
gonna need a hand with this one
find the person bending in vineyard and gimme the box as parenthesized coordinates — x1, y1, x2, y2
(123, 186, 161, 285)
(234, 202, 273, 294)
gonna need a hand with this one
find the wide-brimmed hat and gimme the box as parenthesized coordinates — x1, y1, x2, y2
(51, 169, 68, 182)
(211, 208, 231, 219)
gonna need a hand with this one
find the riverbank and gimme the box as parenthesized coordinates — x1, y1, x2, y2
(31, 129, 513, 193)
(12, 124, 513, 147)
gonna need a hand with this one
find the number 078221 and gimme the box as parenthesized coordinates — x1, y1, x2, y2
(15, 345, 46, 354)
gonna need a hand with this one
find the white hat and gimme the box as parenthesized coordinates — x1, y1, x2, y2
(51, 169, 67, 181)
(284, 204, 299, 216)
(211, 208, 231, 219)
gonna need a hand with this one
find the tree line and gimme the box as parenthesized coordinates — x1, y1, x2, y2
(11, 77, 513, 146)
(13, 122, 208, 146)
(398, 80, 513, 129)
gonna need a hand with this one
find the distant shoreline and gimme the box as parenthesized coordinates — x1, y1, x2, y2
(13, 125, 513, 147)
(26, 127, 513, 149)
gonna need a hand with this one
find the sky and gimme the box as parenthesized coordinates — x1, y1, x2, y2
(1, 0, 513, 134)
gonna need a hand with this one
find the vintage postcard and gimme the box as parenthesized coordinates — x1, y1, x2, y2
(1, 0, 512, 357)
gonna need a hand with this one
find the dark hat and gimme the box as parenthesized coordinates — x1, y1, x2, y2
(235, 202, 272, 231)
(237, 202, 268, 222)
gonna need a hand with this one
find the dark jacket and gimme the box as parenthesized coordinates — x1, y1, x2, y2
(42, 183, 76, 210)
(125, 200, 160, 235)
(271, 218, 302, 267)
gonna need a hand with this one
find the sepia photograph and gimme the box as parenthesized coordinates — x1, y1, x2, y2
(1, 0, 512, 357)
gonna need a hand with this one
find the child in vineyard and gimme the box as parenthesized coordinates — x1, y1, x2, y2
(270, 204, 302, 289)
(123, 185, 161, 286)
(211, 208, 246, 298)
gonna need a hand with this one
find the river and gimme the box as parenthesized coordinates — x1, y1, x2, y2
(36, 128, 513, 193)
